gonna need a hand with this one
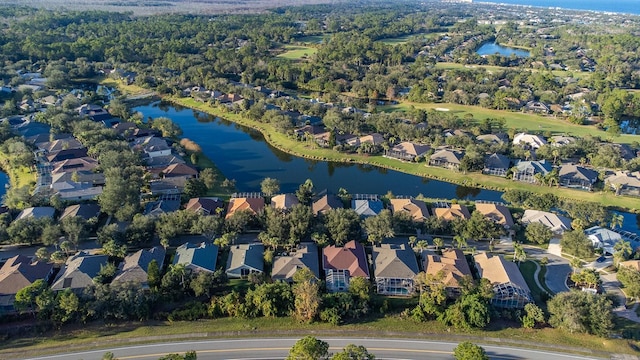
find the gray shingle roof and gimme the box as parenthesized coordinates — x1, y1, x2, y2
(372, 242, 419, 279)
(173, 242, 218, 272)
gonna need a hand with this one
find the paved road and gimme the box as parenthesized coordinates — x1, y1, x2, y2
(24, 338, 607, 360)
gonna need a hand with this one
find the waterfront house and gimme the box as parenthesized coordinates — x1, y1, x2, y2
(271, 243, 320, 283)
(584, 226, 622, 255)
(173, 242, 218, 273)
(386, 142, 430, 161)
(271, 194, 300, 211)
(429, 149, 464, 170)
(323, 240, 370, 293)
(372, 242, 419, 296)
(312, 194, 343, 215)
(558, 164, 598, 190)
(225, 197, 265, 219)
(352, 199, 384, 217)
(184, 197, 225, 216)
(434, 204, 471, 221)
(513, 160, 552, 183)
(474, 252, 532, 308)
(605, 171, 640, 196)
(388, 198, 430, 221)
(226, 243, 264, 278)
(483, 153, 511, 177)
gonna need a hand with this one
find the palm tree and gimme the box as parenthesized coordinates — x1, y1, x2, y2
(513, 243, 526, 266)
(613, 240, 632, 266)
(416, 240, 429, 252)
(454, 235, 467, 250)
(433, 237, 444, 251)
(610, 213, 624, 230)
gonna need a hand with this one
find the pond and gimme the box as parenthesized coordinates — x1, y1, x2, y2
(0, 171, 7, 201)
(477, 42, 530, 57)
(134, 101, 504, 201)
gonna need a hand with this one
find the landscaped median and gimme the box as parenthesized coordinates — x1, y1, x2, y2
(166, 96, 640, 212)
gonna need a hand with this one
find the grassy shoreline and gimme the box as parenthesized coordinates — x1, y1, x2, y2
(165, 96, 640, 212)
(0, 151, 36, 192)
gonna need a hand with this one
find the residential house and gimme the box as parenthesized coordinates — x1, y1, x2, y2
(226, 243, 264, 278)
(173, 242, 218, 273)
(558, 164, 598, 190)
(15, 207, 55, 221)
(162, 163, 198, 179)
(57, 185, 104, 201)
(524, 101, 550, 114)
(605, 171, 640, 197)
(372, 242, 419, 296)
(225, 197, 265, 219)
(513, 160, 552, 183)
(423, 249, 472, 297)
(184, 197, 224, 216)
(521, 209, 572, 234)
(483, 153, 511, 177)
(271, 243, 320, 283)
(474, 203, 514, 229)
(434, 204, 471, 221)
(149, 177, 188, 195)
(429, 149, 464, 170)
(50, 171, 105, 192)
(37, 138, 85, 154)
(323, 240, 370, 292)
(144, 199, 181, 217)
(584, 226, 622, 255)
(59, 203, 101, 221)
(388, 198, 430, 221)
(347, 133, 385, 148)
(474, 252, 532, 308)
(550, 135, 576, 147)
(294, 125, 326, 139)
(51, 252, 109, 292)
(132, 136, 172, 158)
(51, 157, 99, 175)
(312, 194, 343, 216)
(513, 133, 547, 149)
(386, 142, 430, 161)
(112, 246, 166, 287)
(0, 255, 54, 313)
(145, 154, 186, 169)
(352, 199, 384, 217)
(476, 133, 508, 145)
(271, 194, 300, 211)
(46, 148, 88, 163)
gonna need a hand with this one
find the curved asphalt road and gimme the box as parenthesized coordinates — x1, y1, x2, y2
(24, 338, 606, 360)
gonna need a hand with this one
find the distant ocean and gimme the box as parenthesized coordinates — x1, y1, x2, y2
(477, 0, 640, 15)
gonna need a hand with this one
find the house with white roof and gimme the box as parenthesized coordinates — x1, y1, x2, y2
(584, 226, 622, 255)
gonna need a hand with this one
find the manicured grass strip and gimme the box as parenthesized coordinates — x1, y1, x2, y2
(0, 315, 631, 358)
(277, 45, 317, 60)
(380, 101, 636, 144)
(537, 265, 554, 295)
(168, 96, 640, 211)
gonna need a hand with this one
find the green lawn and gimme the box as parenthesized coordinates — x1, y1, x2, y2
(0, 314, 634, 359)
(297, 35, 328, 44)
(380, 101, 638, 144)
(434, 62, 592, 80)
(277, 45, 317, 60)
(0, 152, 35, 189)
(170, 96, 640, 211)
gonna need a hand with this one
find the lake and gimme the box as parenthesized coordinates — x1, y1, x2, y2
(0, 171, 7, 202)
(134, 101, 503, 201)
(477, 42, 530, 57)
